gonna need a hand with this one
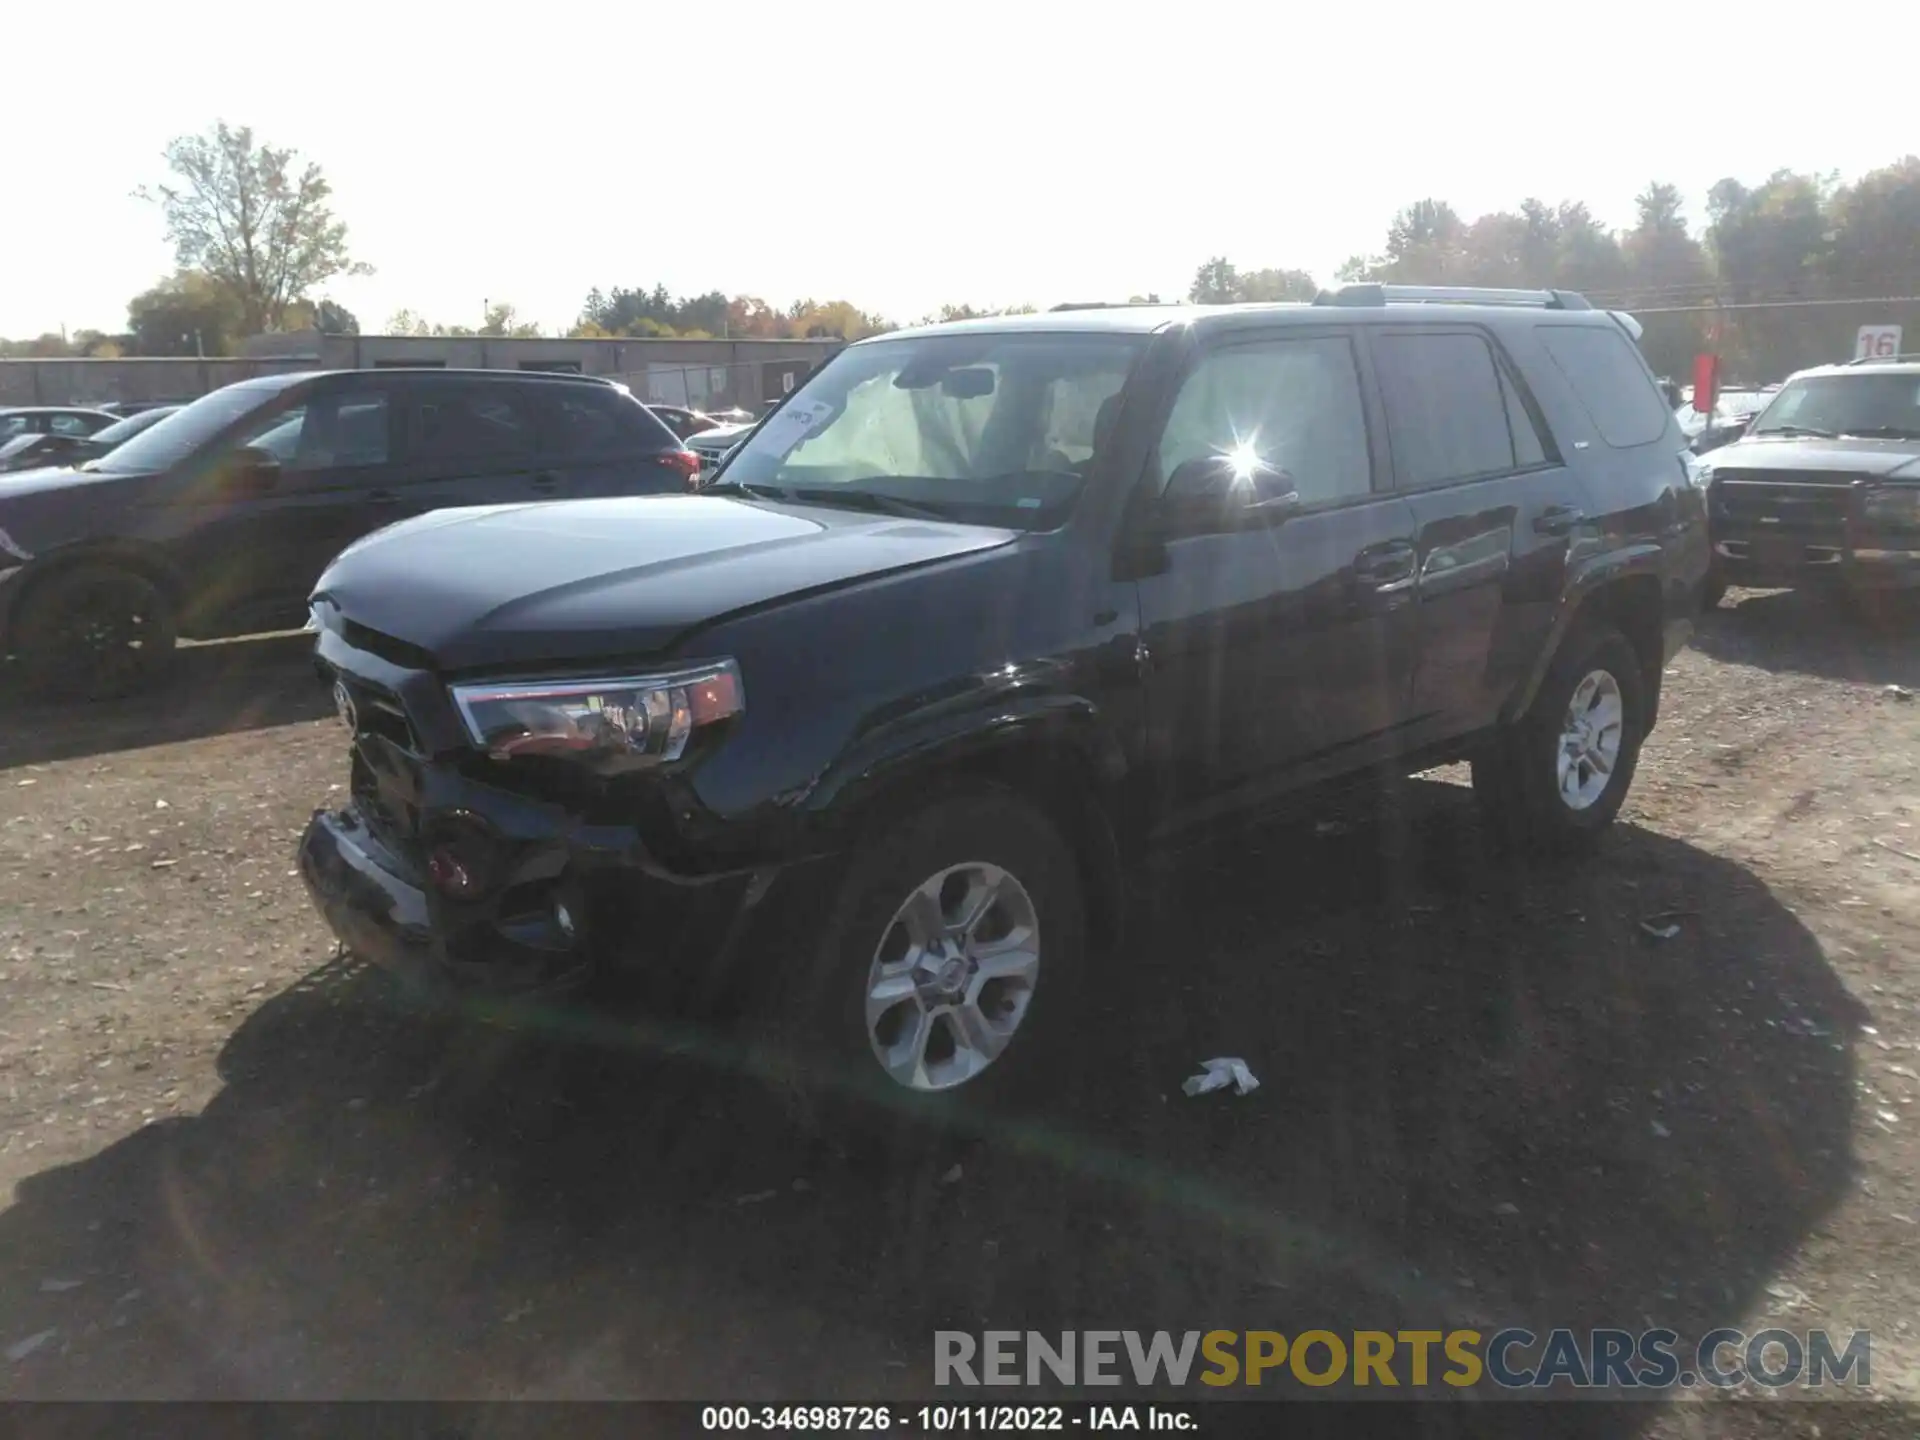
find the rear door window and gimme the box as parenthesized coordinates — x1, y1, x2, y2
(410, 383, 539, 462)
(1372, 331, 1518, 487)
(1535, 324, 1670, 449)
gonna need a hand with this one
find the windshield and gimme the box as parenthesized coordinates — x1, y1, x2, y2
(89, 407, 177, 447)
(89, 383, 288, 473)
(718, 331, 1144, 527)
(1751, 372, 1920, 439)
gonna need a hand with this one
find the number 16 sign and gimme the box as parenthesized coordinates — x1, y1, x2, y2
(1856, 324, 1903, 360)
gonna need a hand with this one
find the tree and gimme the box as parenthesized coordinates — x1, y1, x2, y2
(126, 271, 246, 356)
(314, 298, 359, 334)
(139, 121, 372, 335)
(1188, 259, 1316, 303)
(1188, 257, 1240, 304)
(1236, 268, 1317, 302)
(477, 301, 541, 338)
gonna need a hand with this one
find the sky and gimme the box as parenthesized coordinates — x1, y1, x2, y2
(5, 0, 1914, 340)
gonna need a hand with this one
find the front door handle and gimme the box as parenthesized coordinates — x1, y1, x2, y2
(367, 489, 401, 506)
(1534, 504, 1585, 536)
(530, 472, 561, 493)
(1353, 541, 1418, 591)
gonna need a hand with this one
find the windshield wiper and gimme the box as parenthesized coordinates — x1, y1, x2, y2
(1838, 426, 1920, 441)
(1756, 424, 1836, 438)
(700, 479, 949, 521)
(700, 479, 787, 501)
(781, 487, 950, 521)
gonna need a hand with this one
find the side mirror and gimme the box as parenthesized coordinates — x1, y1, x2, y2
(1161, 453, 1300, 528)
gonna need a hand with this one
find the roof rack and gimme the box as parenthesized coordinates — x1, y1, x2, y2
(1845, 352, 1920, 366)
(1048, 301, 1168, 312)
(1312, 284, 1593, 311)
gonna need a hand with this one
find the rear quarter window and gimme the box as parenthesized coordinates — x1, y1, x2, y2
(549, 388, 678, 456)
(1535, 324, 1671, 449)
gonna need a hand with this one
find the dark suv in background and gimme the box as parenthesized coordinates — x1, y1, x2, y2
(0, 368, 697, 699)
(298, 286, 1705, 1122)
(1698, 356, 1920, 608)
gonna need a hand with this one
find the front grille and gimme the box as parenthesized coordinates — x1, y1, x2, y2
(1712, 470, 1860, 536)
(350, 748, 419, 858)
(334, 674, 419, 753)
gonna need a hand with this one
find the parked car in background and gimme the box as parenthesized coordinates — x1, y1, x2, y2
(96, 400, 193, 419)
(298, 285, 1705, 1123)
(0, 369, 697, 699)
(643, 403, 728, 441)
(1698, 357, 1920, 608)
(687, 419, 756, 475)
(0, 405, 183, 474)
(0, 406, 119, 443)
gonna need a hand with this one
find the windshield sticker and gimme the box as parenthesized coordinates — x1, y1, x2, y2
(759, 399, 835, 459)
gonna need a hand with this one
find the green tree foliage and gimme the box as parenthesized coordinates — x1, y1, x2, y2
(1188, 259, 1317, 304)
(139, 121, 372, 335)
(126, 271, 247, 356)
(577, 285, 889, 340)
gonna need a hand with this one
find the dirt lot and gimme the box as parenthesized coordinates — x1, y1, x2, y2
(2, 596, 1919, 1433)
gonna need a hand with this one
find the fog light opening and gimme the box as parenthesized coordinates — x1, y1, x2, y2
(427, 847, 480, 899)
(554, 899, 576, 941)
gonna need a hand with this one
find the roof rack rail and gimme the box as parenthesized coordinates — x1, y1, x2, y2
(1048, 300, 1168, 312)
(1312, 283, 1593, 311)
(1846, 352, 1920, 366)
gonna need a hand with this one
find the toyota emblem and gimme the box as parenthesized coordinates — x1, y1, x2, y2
(333, 680, 358, 736)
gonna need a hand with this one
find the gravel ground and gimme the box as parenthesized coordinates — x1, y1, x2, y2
(1, 594, 1919, 1436)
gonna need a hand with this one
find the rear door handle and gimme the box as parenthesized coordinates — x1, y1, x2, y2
(530, 472, 561, 493)
(1534, 504, 1585, 536)
(367, 489, 401, 506)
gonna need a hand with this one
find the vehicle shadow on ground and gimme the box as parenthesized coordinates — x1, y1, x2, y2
(0, 633, 326, 771)
(0, 781, 1862, 1427)
(1691, 588, 1920, 689)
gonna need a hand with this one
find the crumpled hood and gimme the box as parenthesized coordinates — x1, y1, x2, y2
(1710, 436, 1920, 479)
(312, 494, 1018, 673)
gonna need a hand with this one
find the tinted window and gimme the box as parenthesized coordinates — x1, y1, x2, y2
(412, 385, 538, 461)
(0, 415, 30, 439)
(234, 390, 390, 471)
(1536, 324, 1669, 449)
(1501, 367, 1549, 466)
(1158, 336, 1371, 506)
(1373, 332, 1515, 486)
(551, 390, 668, 455)
(50, 413, 97, 436)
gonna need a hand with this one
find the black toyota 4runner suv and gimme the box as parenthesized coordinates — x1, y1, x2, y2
(298, 285, 1706, 1114)
(0, 368, 697, 699)
(1698, 356, 1920, 609)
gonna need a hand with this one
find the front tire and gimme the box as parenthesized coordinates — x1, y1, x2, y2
(753, 787, 1086, 1144)
(14, 564, 178, 701)
(1701, 571, 1728, 611)
(1473, 625, 1646, 854)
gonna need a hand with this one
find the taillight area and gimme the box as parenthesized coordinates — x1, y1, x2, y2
(655, 449, 702, 490)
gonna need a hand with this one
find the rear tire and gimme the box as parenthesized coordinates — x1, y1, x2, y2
(1473, 625, 1646, 855)
(1701, 571, 1728, 611)
(14, 564, 178, 701)
(749, 786, 1086, 1154)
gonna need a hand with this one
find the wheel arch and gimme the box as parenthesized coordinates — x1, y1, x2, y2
(803, 701, 1131, 955)
(0, 540, 186, 652)
(1508, 549, 1668, 732)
